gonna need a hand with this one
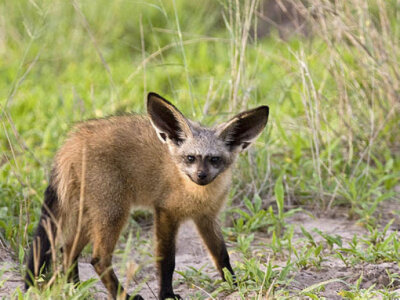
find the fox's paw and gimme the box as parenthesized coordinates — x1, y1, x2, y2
(160, 292, 182, 300)
(126, 294, 144, 300)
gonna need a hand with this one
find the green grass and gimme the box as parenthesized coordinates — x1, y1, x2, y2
(1, 0, 400, 299)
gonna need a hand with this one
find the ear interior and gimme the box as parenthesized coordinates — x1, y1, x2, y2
(218, 106, 269, 151)
(147, 92, 192, 144)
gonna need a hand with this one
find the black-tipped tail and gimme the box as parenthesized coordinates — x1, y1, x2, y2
(25, 183, 59, 290)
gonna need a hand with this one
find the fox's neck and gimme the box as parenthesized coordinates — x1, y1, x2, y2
(156, 163, 232, 218)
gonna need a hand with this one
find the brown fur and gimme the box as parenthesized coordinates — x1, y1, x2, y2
(25, 92, 269, 300)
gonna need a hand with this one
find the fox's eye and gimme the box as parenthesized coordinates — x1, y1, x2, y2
(210, 156, 221, 164)
(186, 155, 196, 163)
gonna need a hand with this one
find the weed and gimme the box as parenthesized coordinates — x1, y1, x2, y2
(338, 220, 400, 264)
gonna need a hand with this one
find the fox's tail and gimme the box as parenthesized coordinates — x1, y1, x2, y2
(25, 182, 59, 290)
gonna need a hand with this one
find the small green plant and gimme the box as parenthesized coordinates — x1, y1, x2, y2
(270, 171, 302, 237)
(231, 171, 300, 237)
(338, 272, 400, 300)
(176, 265, 214, 292)
(339, 173, 397, 224)
(15, 277, 99, 300)
(299, 278, 346, 299)
(0, 268, 7, 289)
(232, 195, 270, 234)
(236, 233, 254, 257)
(213, 256, 292, 299)
(293, 242, 324, 270)
(292, 226, 334, 269)
(312, 228, 342, 250)
(269, 224, 294, 258)
(337, 220, 400, 264)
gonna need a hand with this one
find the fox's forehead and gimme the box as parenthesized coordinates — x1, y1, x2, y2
(178, 127, 227, 157)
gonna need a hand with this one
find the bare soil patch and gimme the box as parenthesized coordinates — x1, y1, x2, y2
(286, 213, 400, 299)
(0, 244, 23, 296)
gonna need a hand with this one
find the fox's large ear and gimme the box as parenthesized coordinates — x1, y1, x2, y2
(217, 106, 269, 152)
(147, 92, 192, 144)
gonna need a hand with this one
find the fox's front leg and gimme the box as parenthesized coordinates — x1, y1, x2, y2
(154, 208, 182, 300)
(194, 215, 235, 282)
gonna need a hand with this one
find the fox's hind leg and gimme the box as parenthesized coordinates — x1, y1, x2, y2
(62, 234, 89, 285)
(194, 215, 235, 281)
(90, 211, 143, 300)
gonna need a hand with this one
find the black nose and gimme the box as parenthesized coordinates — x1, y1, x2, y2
(197, 171, 207, 180)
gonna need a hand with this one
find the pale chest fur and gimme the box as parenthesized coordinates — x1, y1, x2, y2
(161, 169, 232, 219)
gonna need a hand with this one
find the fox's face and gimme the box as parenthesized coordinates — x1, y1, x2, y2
(147, 93, 269, 186)
(172, 127, 233, 185)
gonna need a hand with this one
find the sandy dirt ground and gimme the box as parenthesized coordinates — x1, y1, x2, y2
(286, 213, 400, 299)
(0, 245, 22, 297)
(1, 212, 399, 299)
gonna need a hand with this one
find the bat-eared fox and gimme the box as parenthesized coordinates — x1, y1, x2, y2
(25, 92, 269, 299)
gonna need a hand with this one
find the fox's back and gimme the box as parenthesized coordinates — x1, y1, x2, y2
(54, 114, 173, 211)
